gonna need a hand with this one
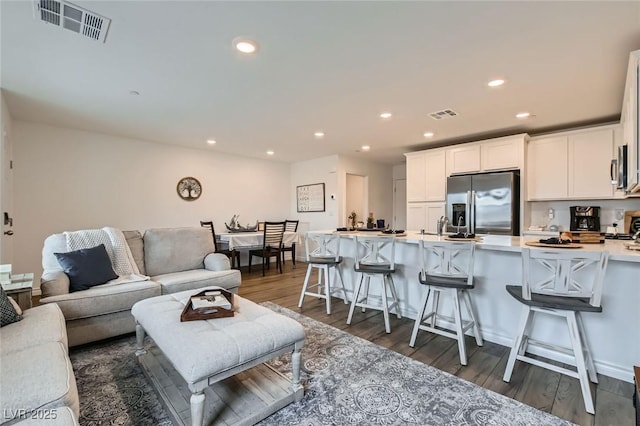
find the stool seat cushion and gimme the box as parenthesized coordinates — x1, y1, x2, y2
(132, 287, 305, 383)
(419, 273, 471, 289)
(506, 285, 602, 313)
(309, 256, 342, 265)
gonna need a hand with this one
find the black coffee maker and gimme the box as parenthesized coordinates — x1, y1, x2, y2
(570, 206, 600, 231)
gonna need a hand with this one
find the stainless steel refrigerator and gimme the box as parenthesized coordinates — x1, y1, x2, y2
(446, 171, 520, 235)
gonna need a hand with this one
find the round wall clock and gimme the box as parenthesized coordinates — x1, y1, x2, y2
(176, 177, 202, 201)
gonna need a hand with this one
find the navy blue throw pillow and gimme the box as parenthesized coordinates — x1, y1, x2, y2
(54, 244, 118, 292)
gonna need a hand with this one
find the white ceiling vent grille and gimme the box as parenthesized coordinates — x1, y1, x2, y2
(33, 0, 111, 43)
(428, 109, 459, 120)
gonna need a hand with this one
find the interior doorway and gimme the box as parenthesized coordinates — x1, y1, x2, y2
(346, 173, 366, 227)
(393, 179, 407, 230)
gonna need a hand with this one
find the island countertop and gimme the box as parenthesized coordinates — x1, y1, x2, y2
(313, 231, 640, 263)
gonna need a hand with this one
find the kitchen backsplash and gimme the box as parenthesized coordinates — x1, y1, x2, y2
(529, 199, 640, 233)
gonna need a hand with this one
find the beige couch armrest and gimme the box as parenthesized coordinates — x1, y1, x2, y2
(204, 253, 230, 271)
(41, 271, 70, 298)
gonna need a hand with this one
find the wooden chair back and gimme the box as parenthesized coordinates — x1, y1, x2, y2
(521, 247, 609, 307)
(263, 221, 286, 249)
(199, 220, 219, 252)
(285, 220, 299, 233)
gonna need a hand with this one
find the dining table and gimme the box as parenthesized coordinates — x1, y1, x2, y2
(218, 231, 298, 250)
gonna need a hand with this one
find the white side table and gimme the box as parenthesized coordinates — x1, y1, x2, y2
(2, 273, 34, 311)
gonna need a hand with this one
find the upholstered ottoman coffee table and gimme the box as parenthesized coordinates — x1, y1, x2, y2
(131, 287, 305, 426)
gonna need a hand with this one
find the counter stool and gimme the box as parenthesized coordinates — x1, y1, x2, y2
(298, 232, 348, 315)
(502, 247, 609, 414)
(346, 235, 401, 333)
(409, 240, 483, 365)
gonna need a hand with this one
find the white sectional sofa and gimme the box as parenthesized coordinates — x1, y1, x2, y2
(39, 227, 241, 346)
(0, 303, 79, 425)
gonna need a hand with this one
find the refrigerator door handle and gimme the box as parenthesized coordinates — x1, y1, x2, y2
(465, 190, 472, 234)
(470, 190, 476, 234)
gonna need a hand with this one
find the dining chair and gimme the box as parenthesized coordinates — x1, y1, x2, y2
(502, 247, 609, 414)
(409, 239, 483, 365)
(248, 221, 286, 276)
(200, 221, 238, 269)
(346, 234, 401, 333)
(281, 219, 299, 268)
(298, 232, 348, 314)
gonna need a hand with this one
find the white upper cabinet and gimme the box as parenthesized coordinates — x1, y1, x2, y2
(481, 137, 523, 171)
(446, 135, 525, 176)
(621, 50, 639, 193)
(527, 136, 568, 200)
(567, 129, 614, 198)
(405, 149, 446, 202)
(424, 150, 446, 201)
(446, 145, 480, 175)
(527, 126, 617, 200)
(406, 152, 427, 202)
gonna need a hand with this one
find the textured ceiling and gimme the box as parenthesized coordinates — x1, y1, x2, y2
(2, 1, 639, 164)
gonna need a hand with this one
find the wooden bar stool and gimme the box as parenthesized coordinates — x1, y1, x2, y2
(346, 235, 401, 333)
(298, 232, 348, 315)
(409, 239, 483, 365)
(502, 247, 609, 414)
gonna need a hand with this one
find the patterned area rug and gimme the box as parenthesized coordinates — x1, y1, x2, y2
(69, 302, 573, 426)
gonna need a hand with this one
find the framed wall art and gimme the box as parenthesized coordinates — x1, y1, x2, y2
(296, 183, 325, 212)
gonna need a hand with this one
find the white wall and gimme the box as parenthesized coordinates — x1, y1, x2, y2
(289, 155, 339, 233)
(345, 174, 365, 225)
(0, 91, 14, 264)
(12, 121, 291, 289)
(338, 156, 393, 228)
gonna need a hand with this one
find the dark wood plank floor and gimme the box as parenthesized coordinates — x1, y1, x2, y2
(238, 261, 635, 426)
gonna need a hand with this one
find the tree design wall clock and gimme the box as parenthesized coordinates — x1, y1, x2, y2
(176, 177, 202, 201)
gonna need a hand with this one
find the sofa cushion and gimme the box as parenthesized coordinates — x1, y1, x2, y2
(1, 287, 23, 327)
(40, 280, 160, 321)
(42, 233, 67, 273)
(0, 342, 79, 424)
(152, 269, 241, 294)
(144, 228, 214, 276)
(123, 230, 146, 275)
(0, 304, 67, 355)
(54, 244, 118, 292)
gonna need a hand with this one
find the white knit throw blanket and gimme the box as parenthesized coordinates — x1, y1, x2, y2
(64, 227, 149, 284)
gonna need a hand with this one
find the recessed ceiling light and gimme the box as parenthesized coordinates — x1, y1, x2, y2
(206, 139, 216, 145)
(266, 150, 275, 156)
(515, 112, 531, 119)
(423, 132, 435, 138)
(233, 38, 258, 54)
(487, 79, 505, 87)
(361, 145, 370, 151)
(314, 131, 325, 138)
(379, 112, 392, 119)
(129, 90, 140, 96)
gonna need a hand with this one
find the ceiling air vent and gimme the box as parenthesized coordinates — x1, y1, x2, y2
(33, 0, 111, 43)
(428, 109, 459, 120)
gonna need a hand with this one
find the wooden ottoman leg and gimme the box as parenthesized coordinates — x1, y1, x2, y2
(135, 323, 146, 356)
(291, 340, 304, 402)
(190, 392, 205, 426)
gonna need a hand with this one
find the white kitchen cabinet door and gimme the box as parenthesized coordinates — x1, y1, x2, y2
(406, 153, 426, 202)
(406, 202, 445, 233)
(527, 136, 568, 200)
(481, 138, 522, 171)
(447, 145, 480, 175)
(424, 150, 446, 201)
(567, 129, 614, 198)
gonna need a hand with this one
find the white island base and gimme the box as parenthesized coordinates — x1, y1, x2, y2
(316, 232, 640, 383)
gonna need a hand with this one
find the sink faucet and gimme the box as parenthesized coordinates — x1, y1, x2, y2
(437, 216, 449, 236)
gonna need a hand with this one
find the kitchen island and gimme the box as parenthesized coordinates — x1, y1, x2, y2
(310, 231, 640, 382)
